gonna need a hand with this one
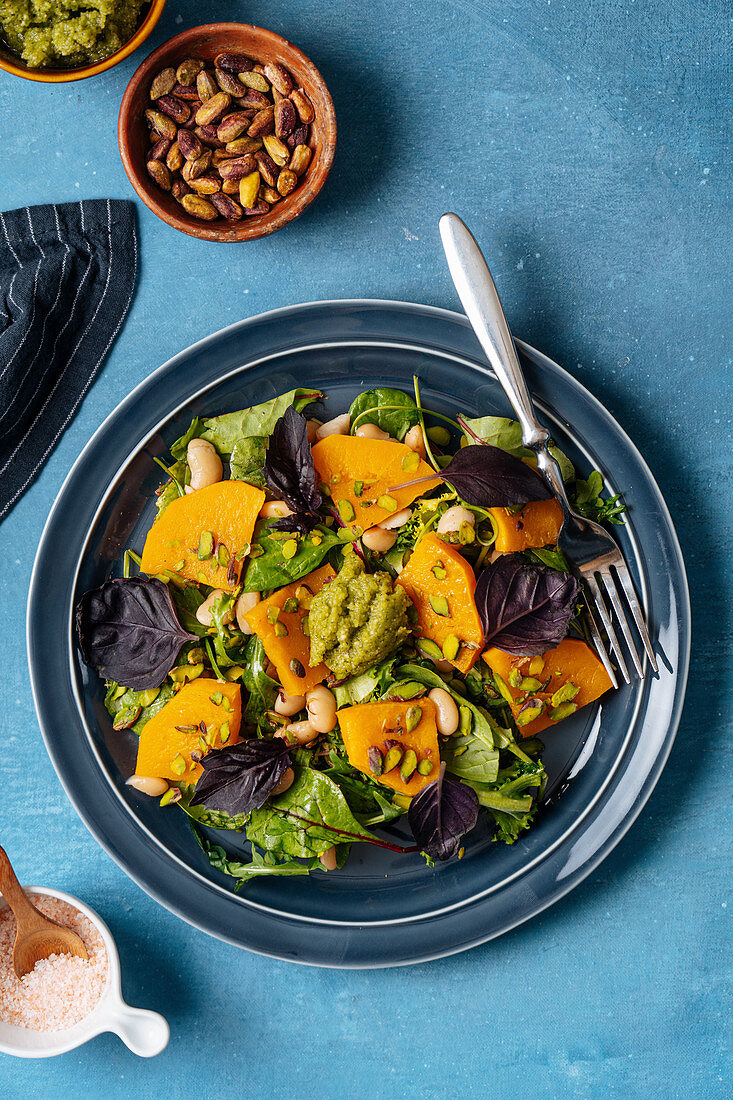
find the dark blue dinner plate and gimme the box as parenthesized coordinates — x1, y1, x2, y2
(28, 300, 689, 967)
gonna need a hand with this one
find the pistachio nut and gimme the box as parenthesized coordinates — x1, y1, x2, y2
(405, 705, 423, 733)
(254, 150, 279, 186)
(215, 68, 246, 97)
(156, 94, 190, 124)
(150, 66, 177, 100)
(146, 160, 172, 191)
(226, 135, 263, 155)
(181, 194, 218, 220)
(218, 154, 257, 180)
(263, 61, 294, 95)
(262, 133, 290, 166)
(239, 169, 261, 208)
(277, 168, 298, 197)
(238, 89, 271, 111)
(144, 108, 177, 141)
(148, 135, 171, 161)
(216, 111, 253, 143)
(247, 106, 275, 137)
(289, 143, 312, 177)
(239, 71, 270, 93)
(176, 58, 205, 86)
(195, 91, 231, 127)
(196, 69, 218, 102)
(383, 745, 403, 773)
(275, 97, 297, 137)
(215, 52, 254, 74)
(368, 746, 384, 776)
(177, 128, 203, 161)
(210, 193, 243, 220)
(290, 87, 316, 123)
(400, 748, 418, 782)
(166, 141, 184, 171)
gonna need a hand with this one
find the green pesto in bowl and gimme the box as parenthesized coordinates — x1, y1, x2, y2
(0, 0, 145, 68)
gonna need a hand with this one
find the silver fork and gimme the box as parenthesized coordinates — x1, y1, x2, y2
(439, 213, 658, 687)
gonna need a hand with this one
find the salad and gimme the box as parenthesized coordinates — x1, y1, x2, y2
(75, 382, 624, 886)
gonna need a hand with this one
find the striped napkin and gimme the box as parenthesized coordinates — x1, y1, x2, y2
(0, 199, 137, 522)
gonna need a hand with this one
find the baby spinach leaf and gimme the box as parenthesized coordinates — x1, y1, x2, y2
(169, 418, 201, 462)
(230, 436, 267, 488)
(192, 826, 316, 888)
(171, 584, 207, 636)
(263, 407, 322, 533)
(408, 763, 479, 861)
(442, 734, 500, 786)
(240, 634, 278, 725)
(247, 767, 381, 859)
(191, 738, 293, 816)
(199, 389, 321, 455)
(76, 577, 197, 690)
(348, 387, 419, 440)
(321, 748, 403, 827)
(460, 415, 575, 482)
(475, 553, 579, 655)
(242, 521, 340, 592)
(437, 445, 553, 508)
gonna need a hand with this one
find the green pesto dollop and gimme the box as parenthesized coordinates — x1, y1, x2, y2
(0, 0, 145, 69)
(308, 553, 411, 680)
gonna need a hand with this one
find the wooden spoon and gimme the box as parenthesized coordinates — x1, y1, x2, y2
(0, 845, 88, 978)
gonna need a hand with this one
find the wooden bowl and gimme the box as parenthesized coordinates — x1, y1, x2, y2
(0, 1, 167, 83)
(118, 23, 337, 242)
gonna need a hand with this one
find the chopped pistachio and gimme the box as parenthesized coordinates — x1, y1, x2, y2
(338, 499, 356, 523)
(368, 746, 383, 776)
(353, 480, 364, 497)
(274, 621, 289, 637)
(282, 596, 299, 614)
(198, 531, 214, 560)
(377, 494, 398, 512)
(405, 705, 423, 733)
(528, 655, 545, 676)
(458, 521, 475, 545)
(418, 638, 444, 662)
(174, 559, 186, 572)
(400, 748, 418, 782)
(137, 688, 160, 708)
(170, 753, 186, 776)
(289, 658, 306, 678)
(266, 606, 280, 625)
(217, 543, 230, 566)
(221, 697, 232, 712)
(508, 667, 522, 689)
(209, 691, 223, 706)
(549, 701, 578, 722)
(432, 563, 447, 579)
(520, 676, 543, 691)
(442, 634, 460, 662)
(169, 663, 203, 683)
(458, 705, 473, 736)
(429, 594, 450, 617)
(550, 682, 580, 707)
(417, 758, 434, 776)
(517, 697, 545, 726)
(282, 539, 298, 559)
(219, 721, 230, 744)
(383, 745, 403, 772)
(401, 450, 420, 472)
(160, 787, 182, 806)
(301, 614, 310, 636)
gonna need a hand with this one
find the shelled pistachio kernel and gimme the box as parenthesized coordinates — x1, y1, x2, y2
(217, 543, 230, 566)
(405, 705, 423, 733)
(266, 606, 279, 624)
(458, 705, 472, 735)
(508, 667, 522, 689)
(209, 691, 223, 705)
(282, 539, 298, 559)
(160, 787, 182, 806)
(442, 634, 460, 662)
(520, 676, 543, 691)
(527, 655, 545, 676)
(418, 638, 444, 662)
(383, 745, 403, 772)
(550, 682, 580, 707)
(220, 721, 230, 743)
(429, 594, 450, 617)
(417, 758, 434, 776)
(377, 494, 398, 512)
(198, 530, 214, 559)
(517, 697, 545, 725)
(282, 596, 299, 613)
(289, 658, 306, 678)
(353, 480, 364, 497)
(549, 701, 578, 722)
(301, 614, 310, 636)
(274, 621, 289, 637)
(400, 748, 418, 781)
(401, 450, 420, 472)
(338, 499, 355, 523)
(368, 746, 383, 776)
(170, 753, 187, 776)
(432, 561, 447, 579)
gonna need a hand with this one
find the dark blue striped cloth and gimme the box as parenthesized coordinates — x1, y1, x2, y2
(0, 199, 137, 521)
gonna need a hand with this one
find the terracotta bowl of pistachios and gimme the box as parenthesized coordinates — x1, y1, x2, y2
(118, 23, 336, 241)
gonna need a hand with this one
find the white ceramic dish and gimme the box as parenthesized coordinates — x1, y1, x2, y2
(0, 886, 168, 1058)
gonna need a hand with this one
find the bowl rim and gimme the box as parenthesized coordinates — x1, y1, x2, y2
(117, 21, 337, 242)
(0, 0, 167, 84)
(26, 298, 691, 967)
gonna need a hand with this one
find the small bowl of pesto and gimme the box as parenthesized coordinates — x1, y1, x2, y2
(0, 0, 167, 83)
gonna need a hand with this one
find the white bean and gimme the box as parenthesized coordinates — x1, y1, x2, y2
(306, 419, 320, 445)
(319, 845, 338, 871)
(315, 413, 350, 440)
(235, 591, 260, 633)
(260, 500, 294, 519)
(275, 690, 306, 717)
(378, 507, 412, 530)
(187, 438, 223, 491)
(283, 719, 320, 744)
(196, 589, 232, 627)
(404, 424, 426, 458)
(355, 423, 389, 440)
(126, 775, 169, 797)
(437, 505, 475, 535)
(305, 684, 337, 733)
(269, 766, 295, 797)
(361, 527, 397, 553)
(428, 687, 460, 736)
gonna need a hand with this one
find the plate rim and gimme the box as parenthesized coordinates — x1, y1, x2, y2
(27, 297, 691, 967)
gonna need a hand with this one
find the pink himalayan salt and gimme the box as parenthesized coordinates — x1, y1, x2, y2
(0, 894, 107, 1031)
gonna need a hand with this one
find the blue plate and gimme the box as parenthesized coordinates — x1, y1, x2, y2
(27, 300, 689, 967)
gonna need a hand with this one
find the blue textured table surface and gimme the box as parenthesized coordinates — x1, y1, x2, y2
(1, 1, 730, 1096)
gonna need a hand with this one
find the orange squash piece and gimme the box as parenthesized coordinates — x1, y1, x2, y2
(136, 677, 242, 782)
(482, 638, 613, 737)
(396, 533, 483, 674)
(140, 481, 265, 592)
(338, 699, 440, 797)
(488, 499, 564, 553)
(243, 564, 336, 695)
(311, 435, 441, 530)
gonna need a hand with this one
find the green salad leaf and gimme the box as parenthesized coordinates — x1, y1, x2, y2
(572, 470, 625, 524)
(332, 657, 398, 708)
(192, 826, 316, 889)
(394, 663, 507, 750)
(177, 783, 248, 831)
(247, 767, 380, 859)
(348, 387, 420, 440)
(199, 389, 321, 455)
(230, 436, 267, 488)
(241, 521, 341, 592)
(105, 681, 176, 735)
(442, 733, 500, 785)
(461, 415, 575, 483)
(472, 758, 547, 844)
(240, 635, 278, 725)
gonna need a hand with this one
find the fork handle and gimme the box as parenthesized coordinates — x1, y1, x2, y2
(439, 213, 571, 511)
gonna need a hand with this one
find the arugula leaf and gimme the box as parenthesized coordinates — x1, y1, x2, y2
(460, 415, 575, 482)
(247, 767, 380, 859)
(230, 436, 267, 488)
(192, 826, 316, 888)
(471, 757, 547, 844)
(348, 387, 419, 440)
(240, 634, 278, 725)
(242, 521, 341, 592)
(572, 470, 626, 525)
(198, 389, 321, 455)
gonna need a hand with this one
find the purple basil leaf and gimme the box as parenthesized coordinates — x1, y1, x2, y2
(408, 763, 479, 861)
(75, 577, 197, 690)
(191, 738, 292, 815)
(475, 553, 580, 655)
(439, 444, 552, 507)
(263, 406, 322, 531)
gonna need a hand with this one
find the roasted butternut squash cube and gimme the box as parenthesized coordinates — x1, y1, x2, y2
(136, 677, 242, 782)
(488, 498, 564, 553)
(337, 698, 440, 797)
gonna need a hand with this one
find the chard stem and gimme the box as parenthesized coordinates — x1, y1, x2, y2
(275, 809, 419, 854)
